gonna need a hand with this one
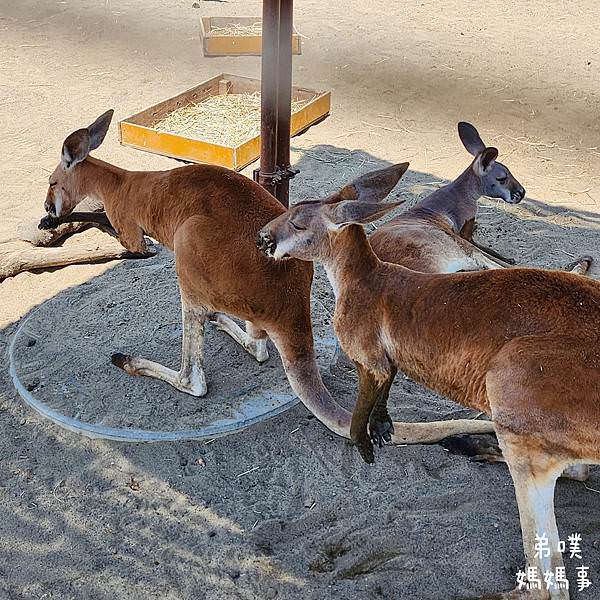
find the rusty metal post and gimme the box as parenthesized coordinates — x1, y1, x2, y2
(255, 0, 281, 199)
(254, 0, 296, 207)
(275, 0, 295, 207)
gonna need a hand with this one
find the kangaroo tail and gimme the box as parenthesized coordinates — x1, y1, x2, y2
(269, 329, 495, 444)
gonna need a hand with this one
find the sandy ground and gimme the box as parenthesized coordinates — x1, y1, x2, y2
(1, 0, 600, 598)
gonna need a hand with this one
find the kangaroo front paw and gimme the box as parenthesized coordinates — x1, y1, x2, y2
(369, 415, 394, 448)
(38, 214, 60, 230)
(352, 433, 374, 464)
(122, 247, 157, 260)
(565, 254, 593, 274)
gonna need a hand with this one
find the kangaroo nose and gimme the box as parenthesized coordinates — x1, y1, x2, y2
(256, 230, 276, 256)
(511, 186, 526, 203)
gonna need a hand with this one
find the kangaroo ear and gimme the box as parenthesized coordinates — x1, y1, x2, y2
(327, 162, 409, 205)
(473, 147, 499, 176)
(87, 109, 114, 151)
(62, 128, 91, 169)
(458, 122, 486, 156)
(324, 200, 404, 230)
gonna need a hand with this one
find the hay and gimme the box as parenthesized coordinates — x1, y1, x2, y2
(153, 92, 313, 147)
(210, 22, 263, 37)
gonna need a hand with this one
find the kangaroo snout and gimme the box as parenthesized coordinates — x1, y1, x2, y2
(510, 186, 526, 203)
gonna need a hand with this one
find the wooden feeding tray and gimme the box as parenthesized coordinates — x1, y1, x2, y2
(200, 16, 302, 56)
(119, 73, 331, 171)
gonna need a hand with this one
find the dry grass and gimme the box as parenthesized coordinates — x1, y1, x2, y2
(153, 92, 313, 147)
(209, 22, 263, 37)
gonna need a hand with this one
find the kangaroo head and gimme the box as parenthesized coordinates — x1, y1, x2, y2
(458, 121, 526, 204)
(44, 110, 114, 219)
(257, 162, 409, 262)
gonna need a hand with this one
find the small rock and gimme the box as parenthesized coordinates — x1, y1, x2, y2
(26, 338, 36, 348)
(128, 476, 141, 491)
(265, 588, 278, 599)
(192, 1, 200, 7)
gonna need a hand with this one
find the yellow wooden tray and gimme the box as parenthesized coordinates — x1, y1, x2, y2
(119, 73, 331, 171)
(200, 16, 302, 56)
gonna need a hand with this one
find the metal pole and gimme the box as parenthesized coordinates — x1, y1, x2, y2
(255, 0, 281, 199)
(275, 0, 294, 207)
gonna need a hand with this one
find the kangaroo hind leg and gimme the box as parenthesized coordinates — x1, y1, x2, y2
(209, 314, 269, 362)
(495, 428, 570, 600)
(112, 295, 208, 397)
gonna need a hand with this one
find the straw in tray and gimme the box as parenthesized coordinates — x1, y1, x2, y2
(153, 92, 313, 147)
(210, 22, 263, 37)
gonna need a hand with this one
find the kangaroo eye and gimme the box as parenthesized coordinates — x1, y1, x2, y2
(290, 221, 306, 232)
(497, 176, 508, 184)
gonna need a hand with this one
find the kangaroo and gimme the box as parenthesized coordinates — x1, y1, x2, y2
(258, 186, 600, 600)
(370, 122, 590, 276)
(337, 128, 589, 447)
(369, 123, 592, 474)
(39, 110, 495, 444)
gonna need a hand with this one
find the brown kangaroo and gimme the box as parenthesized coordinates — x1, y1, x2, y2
(39, 110, 494, 444)
(258, 187, 600, 599)
(368, 123, 591, 475)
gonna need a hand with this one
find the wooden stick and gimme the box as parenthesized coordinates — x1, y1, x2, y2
(0, 238, 155, 282)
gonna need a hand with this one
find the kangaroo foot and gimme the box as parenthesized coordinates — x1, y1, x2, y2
(440, 435, 589, 481)
(111, 352, 207, 397)
(439, 434, 503, 463)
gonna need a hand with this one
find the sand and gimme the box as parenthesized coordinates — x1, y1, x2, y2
(1, 0, 600, 598)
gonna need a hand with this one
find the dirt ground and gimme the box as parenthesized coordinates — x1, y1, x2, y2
(1, 1, 600, 598)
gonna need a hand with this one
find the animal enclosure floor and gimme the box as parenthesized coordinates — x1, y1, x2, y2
(2, 0, 600, 599)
